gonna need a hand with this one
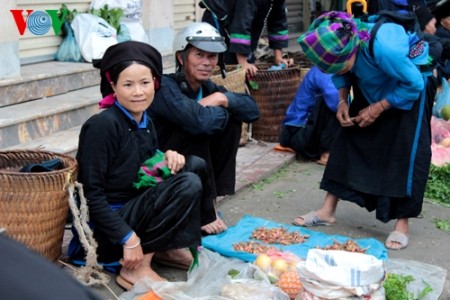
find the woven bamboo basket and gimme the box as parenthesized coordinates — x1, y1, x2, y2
(210, 64, 246, 93)
(0, 150, 78, 261)
(249, 64, 302, 142)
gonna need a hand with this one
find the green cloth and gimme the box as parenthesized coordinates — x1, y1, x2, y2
(133, 150, 172, 189)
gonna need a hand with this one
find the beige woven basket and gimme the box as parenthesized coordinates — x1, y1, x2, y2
(0, 150, 78, 261)
(210, 64, 246, 93)
(249, 64, 302, 142)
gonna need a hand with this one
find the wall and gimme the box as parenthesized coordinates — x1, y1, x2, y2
(0, 0, 21, 79)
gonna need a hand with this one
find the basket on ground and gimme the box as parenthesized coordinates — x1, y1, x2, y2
(0, 150, 78, 261)
(249, 64, 302, 142)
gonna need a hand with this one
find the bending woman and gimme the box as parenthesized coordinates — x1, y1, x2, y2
(294, 12, 438, 250)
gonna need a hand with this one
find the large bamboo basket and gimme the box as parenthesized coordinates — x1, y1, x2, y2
(0, 150, 78, 261)
(248, 64, 302, 142)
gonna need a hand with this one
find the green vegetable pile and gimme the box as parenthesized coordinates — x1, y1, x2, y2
(425, 164, 450, 206)
(384, 273, 432, 300)
(89, 4, 124, 32)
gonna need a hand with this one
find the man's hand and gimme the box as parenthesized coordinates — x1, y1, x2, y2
(198, 92, 228, 108)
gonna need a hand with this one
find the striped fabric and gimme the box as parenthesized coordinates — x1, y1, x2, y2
(230, 33, 251, 45)
(268, 29, 289, 42)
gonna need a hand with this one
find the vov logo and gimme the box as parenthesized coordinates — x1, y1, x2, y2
(10, 9, 67, 36)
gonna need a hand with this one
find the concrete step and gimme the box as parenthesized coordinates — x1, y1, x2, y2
(0, 61, 99, 108)
(2, 126, 82, 157)
(0, 85, 100, 150)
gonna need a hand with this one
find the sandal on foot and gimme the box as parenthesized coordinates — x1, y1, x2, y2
(116, 275, 133, 291)
(385, 231, 409, 250)
(292, 211, 335, 227)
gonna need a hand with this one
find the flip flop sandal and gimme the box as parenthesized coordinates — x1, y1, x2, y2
(292, 211, 335, 227)
(116, 275, 133, 291)
(385, 231, 409, 250)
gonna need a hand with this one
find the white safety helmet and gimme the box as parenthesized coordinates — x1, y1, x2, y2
(173, 22, 227, 55)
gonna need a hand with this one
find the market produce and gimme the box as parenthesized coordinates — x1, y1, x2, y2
(383, 273, 432, 300)
(254, 253, 272, 272)
(277, 270, 303, 300)
(271, 258, 289, 274)
(251, 227, 310, 245)
(441, 105, 450, 121)
(233, 241, 279, 254)
(316, 239, 367, 253)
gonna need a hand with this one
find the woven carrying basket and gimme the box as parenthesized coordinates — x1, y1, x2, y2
(210, 64, 246, 93)
(0, 150, 78, 261)
(249, 64, 302, 142)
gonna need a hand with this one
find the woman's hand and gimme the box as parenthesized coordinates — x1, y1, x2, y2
(121, 233, 144, 270)
(236, 53, 258, 77)
(164, 150, 185, 174)
(243, 63, 259, 78)
(336, 100, 354, 127)
(352, 103, 383, 128)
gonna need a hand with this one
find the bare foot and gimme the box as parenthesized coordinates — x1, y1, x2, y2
(317, 151, 330, 165)
(201, 213, 227, 234)
(120, 266, 167, 285)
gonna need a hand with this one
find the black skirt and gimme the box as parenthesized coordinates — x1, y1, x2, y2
(70, 156, 216, 263)
(321, 75, 437, 222)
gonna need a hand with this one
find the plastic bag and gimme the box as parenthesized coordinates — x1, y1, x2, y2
(385, 259, 447, 300)
(119, 248, 289, 300)
(117, 23, 132, 42)
(297, 249, 385, 299)
(433, 78, 450, 118)
(54, 21, 84, 62)
(71, 13, 118, 62)
(90, 0, 149, 42)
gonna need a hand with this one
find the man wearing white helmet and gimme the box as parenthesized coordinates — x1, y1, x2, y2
(148, 22, 260, 235)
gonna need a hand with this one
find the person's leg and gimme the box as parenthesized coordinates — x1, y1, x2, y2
(293, 192, 338, 226)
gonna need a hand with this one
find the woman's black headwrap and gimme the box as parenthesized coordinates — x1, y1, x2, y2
(93, 41, 163, 108)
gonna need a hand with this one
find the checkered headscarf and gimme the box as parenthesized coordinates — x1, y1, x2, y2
(297, 11, 370, 74)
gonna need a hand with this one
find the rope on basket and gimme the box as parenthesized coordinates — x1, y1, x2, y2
(67, 182, 110, 286)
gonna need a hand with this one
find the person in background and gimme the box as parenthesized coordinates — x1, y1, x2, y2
(71, 41, 216, 291)
(414, 5, 449, 80)
(293, 11, 438, 251)
(279, 65, 340, 165)
(148, 22, 260, 235)
(200, 0, 293, 77)
(433, 0, 450, 39)
(431, 0, 450, 79)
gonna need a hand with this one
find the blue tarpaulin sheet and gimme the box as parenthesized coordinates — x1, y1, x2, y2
(202, 215, 388, 262)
